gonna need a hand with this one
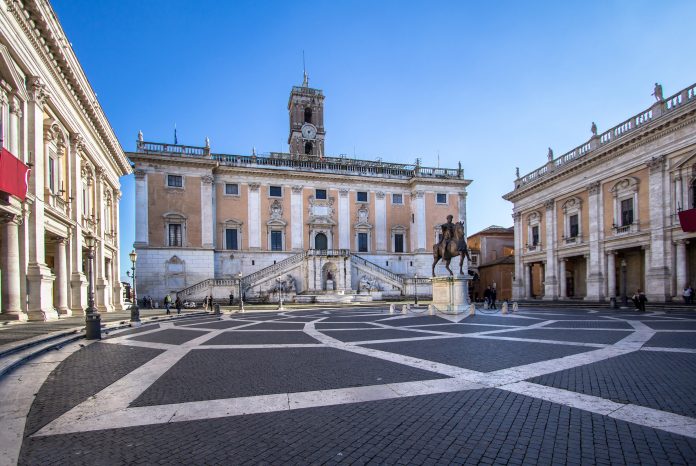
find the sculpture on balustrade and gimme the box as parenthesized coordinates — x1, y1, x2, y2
(591, 122, 597, 136)
(653, 83, 663, 102)
(547, 147, 553, 161)
(432, 214, 470, 277)
(515, 167, 520, 179)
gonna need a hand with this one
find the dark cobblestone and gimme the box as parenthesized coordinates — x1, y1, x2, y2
(202, 330, 320, 345)
(466, 315, 539, 326)
(381, 316, 451, 327)
(644, 332, 696, 348)
(22, 343, 164, 436)
(494, 328, 631, 344)
(128, 328, 210, 345)
(241, 322, 306, 330)
(322, 315, 394, 322)
(104, 323, 160, 338)
(410, 324, 528, 334)
(173, 317, 220, 326)
(545, 320, 634, 329)
(528, 351, 696, 418)
(322, 328, 432, 342)
(185, 319, 253, 330)
(20, 389, 696, 465)
(644, 321, 696, 330)
(365, 336, 593, 372)
(131, 347, 447, 406)
(315, 322, 378, 329)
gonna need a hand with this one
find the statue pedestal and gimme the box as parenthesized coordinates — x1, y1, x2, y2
(431, 276, 470, 314)
(326, 279, 334, 291)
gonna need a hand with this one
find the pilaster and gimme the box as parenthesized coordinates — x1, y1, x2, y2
(512, 212, 524, 299)
(134, 169, 148, 246)
(375, 191, 386, 252)
(412, 191, 426, 252)
(338, 188, 350, 249)
(645, 156, 671, 301)
(585, 181, 605, 301)
(248, 183, 261, 249)
(200, 175, 214, 248)
(0, 213, 27, 321)
(291, 185, 304, 250)
(543, 199, 558, 300)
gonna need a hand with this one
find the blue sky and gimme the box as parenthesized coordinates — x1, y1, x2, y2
(51, 0, 696, 281)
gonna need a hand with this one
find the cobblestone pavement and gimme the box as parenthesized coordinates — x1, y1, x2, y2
(6, 306, 696, 464)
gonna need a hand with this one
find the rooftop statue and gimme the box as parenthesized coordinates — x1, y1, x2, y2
(591, 121, 598, 136)
(652, 82, 664, 102)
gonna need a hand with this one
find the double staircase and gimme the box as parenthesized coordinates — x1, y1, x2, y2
(350, 254, 404, 292)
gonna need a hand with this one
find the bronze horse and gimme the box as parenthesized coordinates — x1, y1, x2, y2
(432, 221, 471, 276)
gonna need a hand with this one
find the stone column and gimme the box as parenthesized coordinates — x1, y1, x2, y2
(543, 200, 558, 300)
(0, 214, 27, 321)
(248, 183, 261, 249)
(338, 188, 350, 250)
(134, 169, 149, 246)
(112, 190, 124, 311)
(585, 181, 605, 301)
(291, 186, 304, 251)
(558, 258, 567, 299)
(525, 263, 532, 298)
(94, 169, 109, 312)
(412, 191, 426, 252)
(675, 240, 688, 295)
(375, 191, 386, 252)
(70, 133, 87, 314)
(674, 174, 683, 211)
(512, 212, 524, 299)
(25, 77, 57, 321)
(645, 156, 671, 302)
(200, 175, 214, 248)
(457, 192, 467, 235)
(606, 252, 616, 298)
(53, 237, 70, 316)
(9, 95, 23, 156)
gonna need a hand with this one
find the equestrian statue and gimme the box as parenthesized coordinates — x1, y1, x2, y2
(432, 214, 471, 277)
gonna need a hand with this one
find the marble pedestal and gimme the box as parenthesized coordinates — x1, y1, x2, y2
(431, 276, 470, 314)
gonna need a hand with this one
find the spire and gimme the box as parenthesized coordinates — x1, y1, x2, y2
(137, 130, 143, 142)
(302, 50, 309, 87)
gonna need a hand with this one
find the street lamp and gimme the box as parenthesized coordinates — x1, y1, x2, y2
(127, 249, 141, 326)
(620, 258, 628, 306)
(277, 277, 285, 310)
(84, 233, 101, 339)
(237, 271, 245, 313)
(414, 273, 419, 306)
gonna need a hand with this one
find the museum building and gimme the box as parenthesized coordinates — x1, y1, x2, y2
(0, 0, 131, 320)
(128, 77, 471, 303)
(504, 82, 696, 303)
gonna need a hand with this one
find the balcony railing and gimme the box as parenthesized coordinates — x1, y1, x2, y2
(526, 243, 542, 252)
(612, 222, 639, 235)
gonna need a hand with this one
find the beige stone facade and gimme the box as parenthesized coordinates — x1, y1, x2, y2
(504, 82, 696, 303)
(0, 0, 131, 320)
(129, 80, 471, 302)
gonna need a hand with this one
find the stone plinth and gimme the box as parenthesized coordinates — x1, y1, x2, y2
(431, 276, 470, 314)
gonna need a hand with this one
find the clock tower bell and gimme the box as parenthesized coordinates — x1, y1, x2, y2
(288, 72, 325, 157)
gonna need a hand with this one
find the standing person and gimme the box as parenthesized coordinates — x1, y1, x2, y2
(632, 289, 647, 312)
(164, 293, 172, 315)
(683, 286, 692, 304)
(483, 286, 491, 307)
(175, 296, 182, 315)
(203, 295, 209, 311)
(490, 287, 497, 310)
(229, 292, 234, 306)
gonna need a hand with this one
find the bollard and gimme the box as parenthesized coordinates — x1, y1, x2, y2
(501, 302, 508, 314)
(469, 303, 476, 316)
(389, 303, 395, 315)
(402, 304, 409, 314)
(214, 303, 221, 315)
(428, 305, 434, 316)
(483, 301, 489, 310)
(512, 302, 519, 312)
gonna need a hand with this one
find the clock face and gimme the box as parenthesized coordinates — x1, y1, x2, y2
(301, 123, 317, 140)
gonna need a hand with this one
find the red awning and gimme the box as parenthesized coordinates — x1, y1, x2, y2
(0, 147, 29, 201)
(678, 209, 696, 232)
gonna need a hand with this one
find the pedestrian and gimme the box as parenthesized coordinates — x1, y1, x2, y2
(631, 289, 647, 312)
(175, 296, 182, 315)
(483, 286, 491, 308)
(164, 293, 172, 314)
(229, 292, 234, 306)
(683, 286, 692, 304)
(203, 295, 209, 311)
(490, 287, 497, 310)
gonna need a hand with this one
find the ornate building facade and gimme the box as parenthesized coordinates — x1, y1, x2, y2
(504, 83, 696, 303)
(0, 0, 130, 320)
(129, 79, 471, 302)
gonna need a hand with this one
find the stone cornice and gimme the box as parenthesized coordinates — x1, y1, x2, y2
(7, 0, 130, 176)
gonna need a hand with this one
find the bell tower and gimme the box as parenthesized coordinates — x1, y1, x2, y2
(288, 72, 325, 157)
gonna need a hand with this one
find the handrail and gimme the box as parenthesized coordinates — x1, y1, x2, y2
(516, 82, 696, 188)
(241, 251, 307, 288)
(351, 254, 404, 286)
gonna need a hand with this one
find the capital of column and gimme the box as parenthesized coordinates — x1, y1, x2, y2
(9, 95, 23, 117)
(338, 188, 349, 197)
(674, 239, 689, 246)
(70, 132, 86, 153)
(586, 181, 601, 195)
(544, 200, 554, 211)
(292, 185, 304, 194)
(134, 169, 146, 180)
(0, 213, 23, 225)
(411, 191, 424, 199)
(647, 155, 666, 173)
(376, 191, 385, 200)
(201, 175, 214, 185)
(27, 76, 50, 106)
(458, 192, 467, 200)
(512, 212, 521, 221)
(248, 183, 260, 192)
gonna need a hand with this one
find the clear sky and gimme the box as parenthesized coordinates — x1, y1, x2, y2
(51, 0, 696, 281)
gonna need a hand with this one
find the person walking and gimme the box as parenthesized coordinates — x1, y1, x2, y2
(683, 286, 693, 305)
(483, 286, 491, 307)
(632, 289, 647, 312)
(229, 292, 234, 306)
(490, 287, 497, 310)
(175, 296, 182, 315)
(164, 293, 172, 315)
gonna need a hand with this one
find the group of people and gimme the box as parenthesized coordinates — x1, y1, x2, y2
(483, 285, 497, 309)
(163, 293, 183, 315)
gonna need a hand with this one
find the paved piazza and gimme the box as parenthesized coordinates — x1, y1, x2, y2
(9, 306, 696, 464)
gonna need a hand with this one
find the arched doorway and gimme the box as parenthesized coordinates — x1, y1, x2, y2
(315, 232, 327, 250)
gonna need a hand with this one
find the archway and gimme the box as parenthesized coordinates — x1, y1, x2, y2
(315, 232, 327, 250)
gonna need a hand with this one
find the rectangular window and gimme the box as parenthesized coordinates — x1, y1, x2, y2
(358, 232, 368, 252)
(531, 226, 539, 246)
(48, 158, 55, 193)
(169, 224, 182, 246)
(315, 189, 327, 200)
(436, 193, 447, 204)
(357, 191, 368, 202)
(271, 230, 282, 251)
(392, 193, 403, 204)
(225, 183, 239, 195)
(394, 233, 404, 253)
(621, 198, 634, 226)
(569, 214, 579, 237)
(167, 174, 183, 188)
(225, 228, 238, 250)
(269, 186, 282, 197)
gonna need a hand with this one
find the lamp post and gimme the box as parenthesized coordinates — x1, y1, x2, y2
(277, 277, 285, 310)
(620, 258, 628, 307)
(237, 271, 244, 313)
(414, 273, 419, 306)
(84, 233, 101, 339)
(127, 249, 141, 326)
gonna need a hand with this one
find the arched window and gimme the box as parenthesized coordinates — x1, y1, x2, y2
(304, 107, 312, 124)
(315, 232, 328, 250)
(304, 141, 313, 155)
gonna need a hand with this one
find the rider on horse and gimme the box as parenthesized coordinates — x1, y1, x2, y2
(439, 215, 467, 256)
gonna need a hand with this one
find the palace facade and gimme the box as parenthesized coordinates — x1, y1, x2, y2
(129, 79, 471, 302)
(0, 0, 131, 320)
(504, 82, 696, 303)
